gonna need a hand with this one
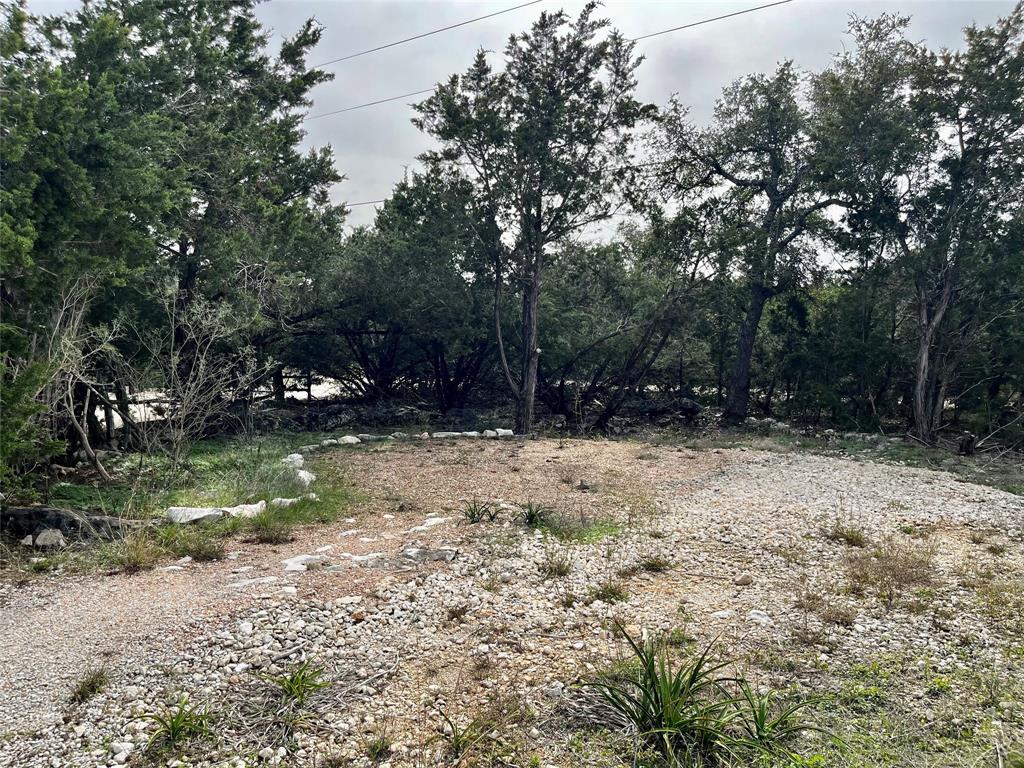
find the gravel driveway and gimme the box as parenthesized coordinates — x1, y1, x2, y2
(2, 438, 1021, 767)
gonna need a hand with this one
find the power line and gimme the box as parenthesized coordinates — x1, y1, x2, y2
(313, 0, 544, 68)
(306, 89, 435, 121)
(629, 0, 793, 42)
(347, 199, 387, 207)
(304, 0, 794, 122)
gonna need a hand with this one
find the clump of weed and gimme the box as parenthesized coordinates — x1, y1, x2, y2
(845, 536, 936, 608)
(828, 522, 869, 548)
(157, 525, 225, 562)
(244, 511, 294, 544)
(541, 548, 573, 579)
(261, 659, 330, 706)
(100, 533, 164, 574)
(987, 542, 1007, 556)
(518, 501, 553, 529)
(588, 580, 628, 604)
(639, 554, 672, 573)
(70, 666, 109, 704)
(140, 695, 213, 754)
(363, 722, 391, 761)
(432, 695, 527, 761)
(463, 499, 499, 524)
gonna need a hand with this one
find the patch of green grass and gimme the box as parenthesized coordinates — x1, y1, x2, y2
(242, 511, 294, 544)
(70, 666, 109, 704)
(98, 533, 165, 574)
(156, 525, 225, 561)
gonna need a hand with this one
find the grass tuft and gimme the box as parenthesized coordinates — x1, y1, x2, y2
(140, 695, 213, 754)
(587, 626, 823, 764)
(70, 666, 109, 704)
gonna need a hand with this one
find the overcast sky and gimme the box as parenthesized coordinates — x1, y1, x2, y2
(32, 0, 1017, 228)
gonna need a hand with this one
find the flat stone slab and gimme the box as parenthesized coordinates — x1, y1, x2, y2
(407, 516, 450, 533)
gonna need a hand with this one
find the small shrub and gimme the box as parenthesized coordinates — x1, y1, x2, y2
(588, 580, 628, 604)
(261, 659, 330, 706)
(70, 666, 109, 704)
(987, 542, 1007, 556)
(969, 530, 988, 545)
(463, 499, 498, 524)
(559, 591, 578, 608)
(140, 695, 213, 754)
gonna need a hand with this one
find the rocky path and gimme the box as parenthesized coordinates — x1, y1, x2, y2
(1, 439, 1021, 767)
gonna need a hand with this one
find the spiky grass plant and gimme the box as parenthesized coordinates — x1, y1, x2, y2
(587, 627, 823, 765)
(463, 499, 499, 524)
(518, 501, 553, 529)
(261, 659, 330, 706)
(140, 695, 213, 754)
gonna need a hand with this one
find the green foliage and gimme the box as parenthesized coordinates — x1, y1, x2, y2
(588, 629, 823, 765)
(140, 695, 213, 754)
(0, 352, 58, 489)
(463, 499, 499, 524)
(518, 502, 553, 529)
(261, 660, 330, 707)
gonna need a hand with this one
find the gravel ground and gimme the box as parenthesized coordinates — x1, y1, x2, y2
(1, 438, 1021, 767)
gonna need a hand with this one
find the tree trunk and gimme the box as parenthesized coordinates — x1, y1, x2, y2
(515, 256, 542, 435)
(272, 367, 286, 404)
(912, 270, 955, 443)
(722, 283, 771, 425)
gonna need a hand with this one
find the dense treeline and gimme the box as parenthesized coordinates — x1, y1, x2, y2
(2, 0, 1022, 487)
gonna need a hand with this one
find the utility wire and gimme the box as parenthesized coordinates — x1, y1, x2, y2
(306, 0, 794, 122)
(313, 0, 544, 67)
(306, 89, 434, 121)
(630, 0, 793, 42)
